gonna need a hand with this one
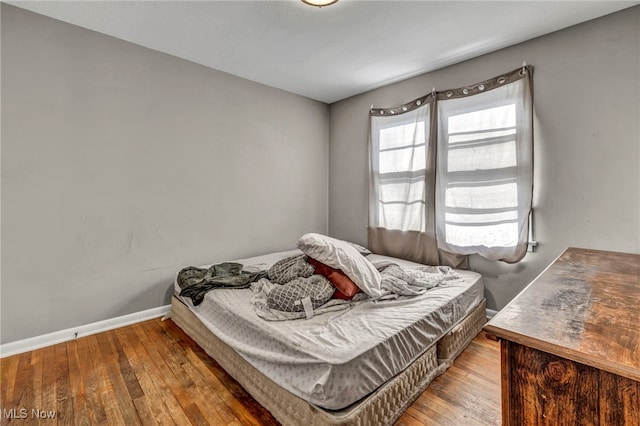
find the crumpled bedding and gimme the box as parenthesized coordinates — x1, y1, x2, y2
(266, 275, 334, 313)
(250, 255, 459, 321)
(375, 261, 460, 296)
(250, 279, 367, 321)
(176, 247, 461, 321)
(252, 254, 362, 321)
(267, 255, 315, 284)
(261, 255, 336, 317)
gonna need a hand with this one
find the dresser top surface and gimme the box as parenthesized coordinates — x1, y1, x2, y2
(484, 247, 640, 381)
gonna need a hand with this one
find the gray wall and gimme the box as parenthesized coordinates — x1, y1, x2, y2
(1, 5, 329, 343)
(329, 6, 640, 311)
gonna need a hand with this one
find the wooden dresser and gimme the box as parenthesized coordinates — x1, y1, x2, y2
(484, 247, 639, 425)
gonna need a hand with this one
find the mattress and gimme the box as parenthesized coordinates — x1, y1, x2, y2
(174, 250, 484, 410)
(172, 296, 487, 426)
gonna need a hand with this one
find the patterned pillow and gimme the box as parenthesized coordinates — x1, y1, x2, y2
(266, 275, 334, 312)
(268, 255, 315, 284)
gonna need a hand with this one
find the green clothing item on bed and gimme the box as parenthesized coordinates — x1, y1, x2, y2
(178, 262, 267, 306)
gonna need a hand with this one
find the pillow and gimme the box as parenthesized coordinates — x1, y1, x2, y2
(331, 287, 355, 301)
(348, 242, 372, 256)
(306, 257, 360, 300)
(297, 233, 383, 298)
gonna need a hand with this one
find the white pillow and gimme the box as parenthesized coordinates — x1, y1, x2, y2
(297, 233, 383, 298)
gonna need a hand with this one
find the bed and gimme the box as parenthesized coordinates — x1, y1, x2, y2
(170, 240, 486, 425)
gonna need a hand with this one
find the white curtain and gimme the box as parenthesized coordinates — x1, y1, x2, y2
(369, 66, 533, 265)
(369, 97, 444, 266)
(435, 71, 533, 262)
(370, 103, 430, 233)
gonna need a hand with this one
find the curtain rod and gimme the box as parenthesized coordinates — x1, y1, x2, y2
(369, 60, 529, 115)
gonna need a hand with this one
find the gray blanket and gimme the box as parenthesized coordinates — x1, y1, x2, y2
(373, 260, 459, 296)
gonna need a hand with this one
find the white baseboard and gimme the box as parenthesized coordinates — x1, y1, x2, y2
(486, 308, 498, 319)
(0, 304, 171, 358)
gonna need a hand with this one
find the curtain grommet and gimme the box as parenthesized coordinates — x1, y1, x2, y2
(478, 84, 485, 91)
(416, 100, 422, 106)
(446, 91, 453, 98)
(462, 88, 469, 95)
(498, 76, 506, 84)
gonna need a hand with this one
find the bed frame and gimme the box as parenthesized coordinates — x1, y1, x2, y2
(170, 296, 486, 426)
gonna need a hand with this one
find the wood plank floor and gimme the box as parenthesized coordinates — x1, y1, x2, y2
(1, 319, 500, 425)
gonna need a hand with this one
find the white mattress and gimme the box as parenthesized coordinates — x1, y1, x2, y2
(174, 250, 484, 410)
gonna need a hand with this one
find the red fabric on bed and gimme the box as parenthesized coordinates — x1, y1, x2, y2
(306, 257, 360, 299)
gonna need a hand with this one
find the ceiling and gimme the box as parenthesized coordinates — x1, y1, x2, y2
(9, 1, 639, 103)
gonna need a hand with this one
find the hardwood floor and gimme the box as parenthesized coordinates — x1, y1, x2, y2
(396, 332, 501, 426)
(1, 320, 500, 425)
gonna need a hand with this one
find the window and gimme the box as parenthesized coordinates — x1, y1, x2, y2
(370, 103, 430, 233)
(436, 74, 532, 262)
(370, 67, 533, 263)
